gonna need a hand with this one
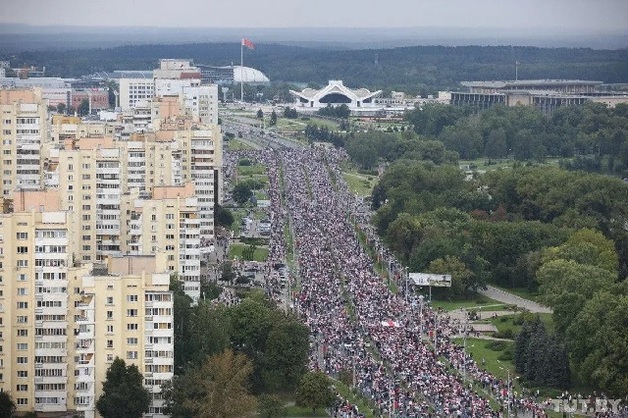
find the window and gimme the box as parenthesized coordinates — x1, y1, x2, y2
(127, 309, 138, 317)
(17, 302, 28, 309)
(16, 316, 28, 324)
(17, 329, 28, 337)
(16, 384, 28, 391)
(17, 288, 27, 296)
(18, 274, 27, 281)
(16, 246, 28, 253)
(17, 399, 28, 405)
(17, 343, 28, 350)
(106, 311, 113, 320)
(106, 340, 113, 349)
(126, 295, 138, 302)
(127, 323, 138, 331)
(106, 325, 114, 334)
(17, 371, 28, 378)
(126, 351, 138, 360)
(127, 337, 138, 345)
(16, 357, 28, 364)
(16, 232, 27, 240)
(106, 297, 113, 305)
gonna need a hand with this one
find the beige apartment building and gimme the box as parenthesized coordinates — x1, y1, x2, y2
(0, 190, 173, 417)
(0, 88, 50, 197)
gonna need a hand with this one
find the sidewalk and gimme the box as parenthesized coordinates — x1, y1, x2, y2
(479, 285, 553, 314)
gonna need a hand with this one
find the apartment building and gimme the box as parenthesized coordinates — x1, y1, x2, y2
(0, 88, 49, 197)
(0, 190, 173, 417)
(0, 190, 86, 414)
(177, 126, 222, 243)
(68, 255, 173, 418)
(121, 183, 201, 302)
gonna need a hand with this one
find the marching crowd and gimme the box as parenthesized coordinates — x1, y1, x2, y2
(225, 145, 626, 418)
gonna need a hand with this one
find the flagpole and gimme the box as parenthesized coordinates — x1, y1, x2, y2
(240, 40, 244, 102)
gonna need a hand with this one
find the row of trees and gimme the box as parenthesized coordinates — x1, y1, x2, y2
(304, 123, 348, 147)
(402, 103, 628, 176)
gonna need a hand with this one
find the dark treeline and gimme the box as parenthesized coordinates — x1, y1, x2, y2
(345, 102, 628, 177)
(406, 103, 628, 169)
(4, 43, 628, 94)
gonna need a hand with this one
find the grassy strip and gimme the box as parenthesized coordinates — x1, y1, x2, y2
(226, 138, 255, 151)
(332, 379, 378, 418)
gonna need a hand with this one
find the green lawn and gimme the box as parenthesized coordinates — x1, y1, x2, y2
(332, 380, 377, 418)
(229, 243, 269, 262)
(343, 171, 377, 196)
(237, 164, 267, 176)
(226, 139, 255, 151)
(453, 338, 516, 382)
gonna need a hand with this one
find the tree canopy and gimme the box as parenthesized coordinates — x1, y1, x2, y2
(96, 358, 151, 418)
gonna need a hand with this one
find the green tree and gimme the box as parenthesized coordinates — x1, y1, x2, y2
(0, 391, 16, 418)
(232, 182, 253, 205)
(295, 371, 336, 413)
(164, 350, 257, 418)
(214, 204, 234, 228)
(171, 275, 193, 372)
(258, 394, 284, 418)
(78, 98, 90, 116)
(56, 102, 67, 114)
(257, 108, 264, 119)
(220, 261, 236, 282)
(187, 303, 232, 365)
(565, 284, 628, 396)
(96, 357, 150, 418)
(261, 318, 310, 392)
(269, 110, 277, 126)
(427, 255, 476, 298)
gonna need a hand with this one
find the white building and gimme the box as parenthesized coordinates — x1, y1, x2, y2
(290, 80, 382, 109)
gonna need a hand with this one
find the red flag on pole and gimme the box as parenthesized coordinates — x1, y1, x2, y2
(242, 38, 254, 50)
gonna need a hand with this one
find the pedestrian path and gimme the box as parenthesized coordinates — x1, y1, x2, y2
(479, 285, 553, 314)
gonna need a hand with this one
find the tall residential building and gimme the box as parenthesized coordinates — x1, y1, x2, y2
(0, 191, 173, 417)
(0, 190, 86, 414)
(0, 88, 49, 197)
(68, 255, 173, 418)
(121, 183, 201, 301)
(177, 126, 222, 243)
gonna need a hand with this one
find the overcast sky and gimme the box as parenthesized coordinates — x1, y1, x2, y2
(1, 0, 627, 31)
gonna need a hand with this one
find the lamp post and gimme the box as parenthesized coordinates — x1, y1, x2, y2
(498, 361, 512, 417)
(404, 266, 409, 303)
(418, 294, 424, 339)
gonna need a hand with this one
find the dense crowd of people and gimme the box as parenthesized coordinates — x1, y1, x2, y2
(224, 144, 626, 418)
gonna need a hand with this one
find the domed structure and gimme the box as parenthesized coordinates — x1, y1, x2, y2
(233, 66, 270, 83)
(197, 64, 269, 84)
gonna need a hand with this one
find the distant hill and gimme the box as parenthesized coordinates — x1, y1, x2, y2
(2, 41, 627, 94)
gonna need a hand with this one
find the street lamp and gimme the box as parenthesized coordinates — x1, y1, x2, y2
(498, 361, 512, 417)
(418, 294, 424, 339)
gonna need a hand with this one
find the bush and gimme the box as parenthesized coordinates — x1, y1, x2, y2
(493, 329, 515, 339)
(239, 159, 252, 166)
(498, 347, 514, 361)
(486, 340, 508, 351)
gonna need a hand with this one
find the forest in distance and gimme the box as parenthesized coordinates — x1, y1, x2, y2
(3, 42, 628, 94)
